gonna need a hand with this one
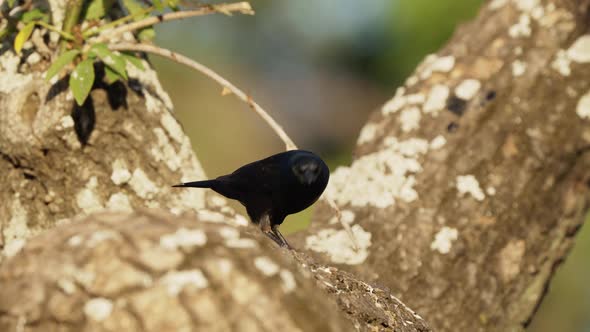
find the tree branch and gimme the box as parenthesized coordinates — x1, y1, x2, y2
(0, 210, 430, 332)
(109, 42, 298, 151)
(91, 2, 254, 44)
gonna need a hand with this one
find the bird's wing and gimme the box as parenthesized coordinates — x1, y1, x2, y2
(228, 157, 282, 194)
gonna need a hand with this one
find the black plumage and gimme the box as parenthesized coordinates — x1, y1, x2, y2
(173, 150, 330, 248)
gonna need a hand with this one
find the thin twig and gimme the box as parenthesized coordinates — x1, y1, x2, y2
(36, 21, 74, 40)
(93, 2, 254, 45)
(325, 196, 359, 251)
(82, 5, 155, 38)
(109, 42, 297, 151)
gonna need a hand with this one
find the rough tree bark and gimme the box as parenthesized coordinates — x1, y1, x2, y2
(1, 0, 589, 331)
(0, 0, 431, 331)
(293, 0, 590, 331)
(0, 210, 430, 331)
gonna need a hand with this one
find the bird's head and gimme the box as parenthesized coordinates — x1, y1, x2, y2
(290, 153, 327, 186)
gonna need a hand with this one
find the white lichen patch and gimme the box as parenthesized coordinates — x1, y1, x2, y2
(170, 189, 206, 215)
(329, 210, 355, 225)
(486, 186, 497, 196)
(160, 228, 207, 250)
(455, 79, 481, 100)
(497, 239, 526, 282)
(400, 107, 421, 132)
(576, 90, 590, 119)
(225, 238, 257, 249)
(197, 210, 226, 223)
(160, 269, 208, 296)
(106, 193, 133, 211)
(509, 14, 532, 38)
(233, 214, 249, 226)
(405, 93, 426, 104)
(429, 135, 446, 150)
(129, 169, 158, 199)
(511, 60, 527, 77)
(430, 226, 459, 254)
(88, 230, 120, 247)
(279, 270, 296, 293)
(382, 87, 406, 115)
(216, 258, 233, 276)
(568, 35, 590, 63)
(419, 54, 455, 79)
(0, 52, 33, 93)
(515, 0, 540, 12)
(151, 128, 182, 172)
(489, 0, 508, 9)
(530, 5, 544, 20)
(84, 298, 113, 322)
(423, 84, 450, 115)
(111, 159, 132, 185)
(2, 198, 30, 257)
(217, 226, 257, 247)
(68, 235, 83, 247)
(254, 256, 280, 276)
(405, 75, 419, 86)
(218, 226, 240, 240)
(550, 35, 590, 76)
(456, 175, 486, 201)
(329, 137, 429, 207)
(357, 123, 378, 145)
(209, 195, 227, 208)
(160, 112, 185, 144)
(56, 116, 74, 130)
(57, 278, 77, 295)
(551, 50, 571, 76)
(76, 177, 104, 213)
(305, 224, 372, 265)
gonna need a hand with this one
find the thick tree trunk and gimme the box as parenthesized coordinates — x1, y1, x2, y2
(0, 38, 215, 260)
(294, 0, 590, 331)
(0, 210, 430, 332)
(0, 1, 432, 330)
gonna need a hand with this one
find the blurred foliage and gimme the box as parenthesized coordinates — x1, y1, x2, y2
(151, 2, 589, 331)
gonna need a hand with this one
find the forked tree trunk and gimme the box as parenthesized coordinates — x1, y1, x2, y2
(0, 0, 589, 331)
(295, 0, 590, 331)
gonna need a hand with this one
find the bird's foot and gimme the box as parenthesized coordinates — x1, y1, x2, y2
(271, 225, 292, 249)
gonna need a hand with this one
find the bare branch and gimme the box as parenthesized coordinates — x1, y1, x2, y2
(92, 2, 254, 45)
(110, 42, 297, 151)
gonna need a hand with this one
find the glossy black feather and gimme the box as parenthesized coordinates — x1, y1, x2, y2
(173, 150, 330, 248)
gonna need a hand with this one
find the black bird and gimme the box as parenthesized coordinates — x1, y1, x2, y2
(173, 150, 330, 248)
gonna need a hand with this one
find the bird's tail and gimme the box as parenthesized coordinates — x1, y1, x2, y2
(172, 180, 217, 188)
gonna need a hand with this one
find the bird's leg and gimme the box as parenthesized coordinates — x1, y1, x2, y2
(259, 215, 284, 247)
(271, 225, 291, 249)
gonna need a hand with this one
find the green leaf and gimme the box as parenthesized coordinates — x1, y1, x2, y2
(104, 66, 122, 84)
(14, 22, 35, 54)
(152, 0, 164, 11)
(121, 53, 144, 70)
(138, 28, 155, 42)
(69, 59, 95, 106)
(7, 0, 15, 8)
(166, 0, 180, 10)
(88, 43, 127, 80)
(121, 0, 156, 41)
(84, 0, 116, 20)
(22, 9, 49, 23)
(45, 49, 80, 81)
(121, 0, 145, 16)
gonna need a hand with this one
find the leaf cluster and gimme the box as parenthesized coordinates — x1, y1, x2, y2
(4, 0, 178, 105)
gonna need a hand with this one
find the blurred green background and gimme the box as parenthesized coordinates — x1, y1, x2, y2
(150, 1, 590, 331)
